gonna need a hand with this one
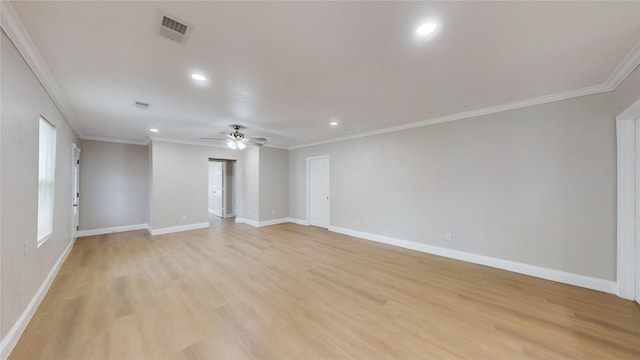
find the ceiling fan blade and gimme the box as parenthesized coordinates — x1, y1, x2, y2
(248, 141, 264, 146)
(200, 137, 226, 140)
(246, 137, 267, 142)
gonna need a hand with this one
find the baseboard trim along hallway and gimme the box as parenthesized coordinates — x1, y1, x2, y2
(77, 223, 148, 237)
(147, 222, 209, 236)
(328, 225, 617, 294)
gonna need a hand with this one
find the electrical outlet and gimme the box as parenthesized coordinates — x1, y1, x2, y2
(356, 218, 361, 225)
(271, 210, 276, 216)
(446, 233, 452, 241)
(182, 214, 188, 220)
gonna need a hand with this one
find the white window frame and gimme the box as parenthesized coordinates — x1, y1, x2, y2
(37, 115, 57, 246)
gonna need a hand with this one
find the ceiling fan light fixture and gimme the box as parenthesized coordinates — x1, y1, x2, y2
(203, 124, 266, 149)
(226, 139, 247, 150)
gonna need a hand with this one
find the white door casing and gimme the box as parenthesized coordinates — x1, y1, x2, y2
(616, 98, 640, 303)
(229, 161, 236, 218)
(71, 144, 80, 241)
(220, 162, 226, 218)
(307, 155, 330, 228)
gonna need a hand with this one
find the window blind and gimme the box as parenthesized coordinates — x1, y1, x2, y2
(37, 117, 56, 244)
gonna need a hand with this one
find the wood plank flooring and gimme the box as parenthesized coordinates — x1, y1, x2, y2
(9, 221, 640, 359)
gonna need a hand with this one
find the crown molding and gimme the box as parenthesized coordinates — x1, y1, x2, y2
(80, 135, 148, 146)
(289, 83, 611, 150)
(262, 143, 288, 150)
(149, 136, 230, 149)
(606, 40, 640, 90)
(0, 1, 83, 137)
(148, 136, 288, 150)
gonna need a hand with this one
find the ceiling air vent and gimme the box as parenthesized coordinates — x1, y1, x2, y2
(158, 14, 191, 44)
(135, 101, 150, 109)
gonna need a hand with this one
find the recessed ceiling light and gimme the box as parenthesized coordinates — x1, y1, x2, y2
(329, 121, 339, 126)
(191, 73, 206, 81)
(149, 128, 159, 132)
(416, 22, 437, 36)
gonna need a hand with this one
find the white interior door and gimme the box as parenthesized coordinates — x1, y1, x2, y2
(209, 161, 224, 218)
(308, 156, 330, 228)
(71, 144, 80, 240)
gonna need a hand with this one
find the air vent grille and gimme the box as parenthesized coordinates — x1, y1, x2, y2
(161, 16, 188, 35)
(135, 101, 150, 109)
(158, 14, 191, 44)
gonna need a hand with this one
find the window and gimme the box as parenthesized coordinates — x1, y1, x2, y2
(37, 116, 56, 245)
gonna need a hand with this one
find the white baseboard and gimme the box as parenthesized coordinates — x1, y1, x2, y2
(234, 217, 260, 227)
(208, 208, 215, 215)
(0, 239, 74, 360)
(235, 217, 291, 227)
(148, 222, 209, 236)
(224, 212, 235, 219)
(257, 218, 289, 227)
(235, 217, 254, 225)
(286, 217, 309, 226)
(329, 226, 617, 294)
(77, 223, 148, 237)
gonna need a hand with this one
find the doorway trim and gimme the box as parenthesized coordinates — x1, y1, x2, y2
(71, 143, 80, 242)
(306, 155, 330, 228)
(208, 158, 236, 220)
(616, 98, 640, 301)
(208, 160, 226, 218)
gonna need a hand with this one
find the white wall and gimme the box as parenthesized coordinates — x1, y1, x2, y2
(290, 92, 618, 281)
(1, 30, 79, 347)
(78, 140, 149, 231)
(225, 161, 235, 217)
(238, 147, 259, 222)
(149, 141, 238, 230)
(259, 147, 289, 222)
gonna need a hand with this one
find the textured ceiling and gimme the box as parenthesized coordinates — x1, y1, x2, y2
(9, 1, 640, 148)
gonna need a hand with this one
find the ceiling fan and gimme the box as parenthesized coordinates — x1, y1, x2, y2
(201, 124, 267, 150)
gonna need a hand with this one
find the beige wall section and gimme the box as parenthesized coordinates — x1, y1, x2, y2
(225, 161, 235, 217)
(238, 147, 259, 222)
(149, 141, 238, 230)
(1, 31, 79, 339)
(258, 147, 289, 221)
(613, 65, 640, 114)
(78, 140, 149, 230)
(290, 92, 617, 280)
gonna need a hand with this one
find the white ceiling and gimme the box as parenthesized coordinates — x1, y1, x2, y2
(8, 1, 640, 148)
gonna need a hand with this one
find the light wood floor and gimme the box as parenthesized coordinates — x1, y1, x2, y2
(10, 221, 640, 359)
